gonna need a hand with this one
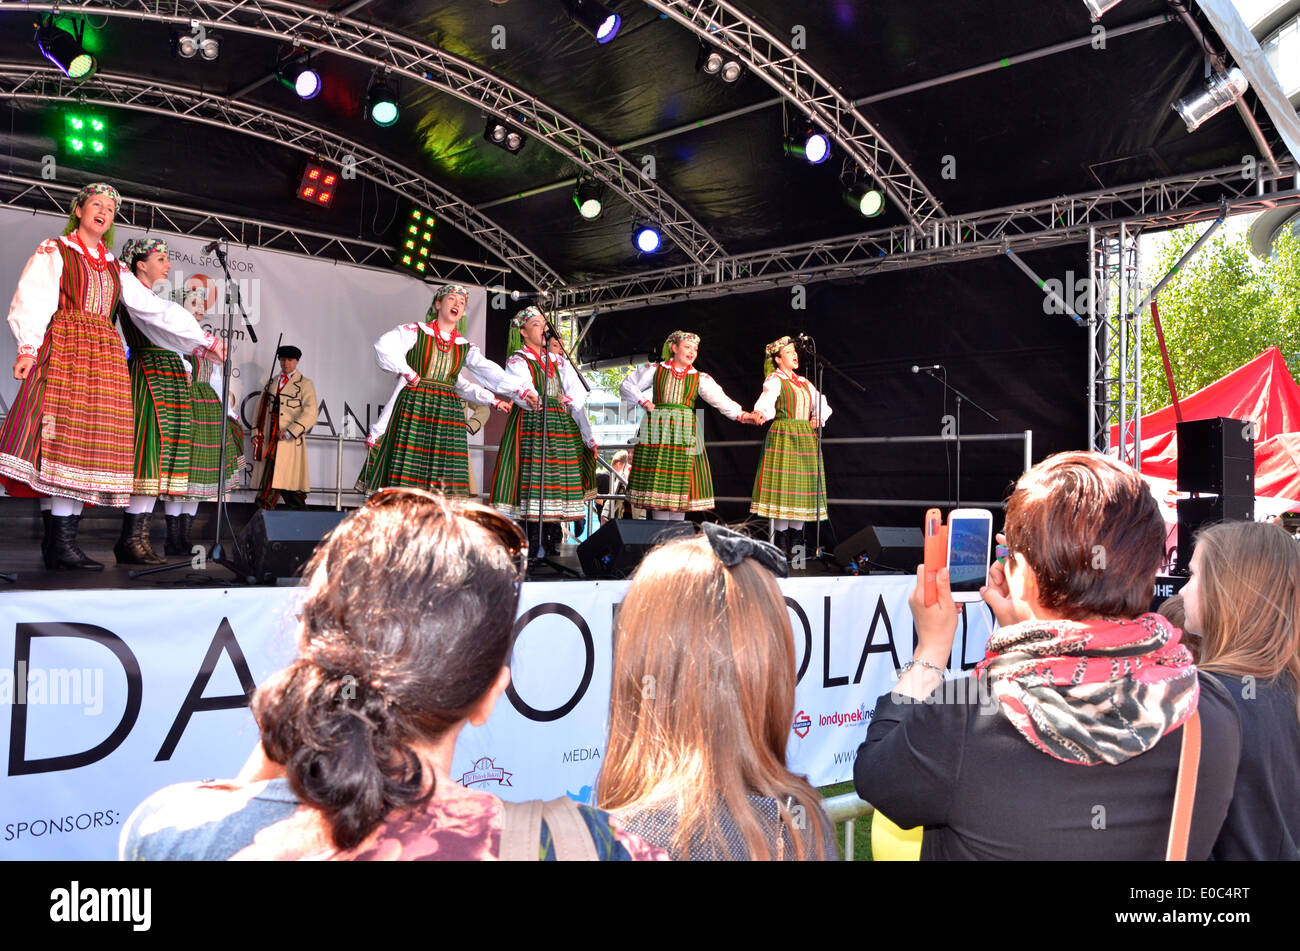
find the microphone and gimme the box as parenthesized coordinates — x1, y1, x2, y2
(202, 239, 222, 254)
(794, 333, 815, 349)
(911, 364, 942, 373)
(510, 289, 551, 303)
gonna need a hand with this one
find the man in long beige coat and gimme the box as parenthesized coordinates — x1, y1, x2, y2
(252, 345, 318, 508)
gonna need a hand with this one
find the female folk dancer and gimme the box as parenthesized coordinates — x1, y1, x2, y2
(489, 307, 597, 553)
(750, 336, 831, 559)
(357, 285, 538, 496)
(0, 183, 225, 569)
(619, 331, 759, 520)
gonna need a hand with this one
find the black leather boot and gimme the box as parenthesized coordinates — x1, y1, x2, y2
(178, 513, 196, 554)
(164, 515, 184, 555)
(115, 512, 164, 565)
(40, 509, 53, 561)
(47, 514, 103, 570)
(787, 527, 806, 567)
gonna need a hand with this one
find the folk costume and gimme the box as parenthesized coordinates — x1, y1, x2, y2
(490, 307, 597, 526)
(0, 184, 222, 569)
(356, 286, 535, 497)
(619, 331, 746, 515)
(252, 347, 317, 509)
(751, 336, 832, 554)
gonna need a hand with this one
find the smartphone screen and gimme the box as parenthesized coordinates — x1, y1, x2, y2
(947, 516, 991, 593)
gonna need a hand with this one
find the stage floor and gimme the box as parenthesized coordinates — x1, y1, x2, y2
(0, 498, 852, 590)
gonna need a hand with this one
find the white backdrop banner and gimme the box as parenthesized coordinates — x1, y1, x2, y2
(0, 576, 996, 860)
(0, 206, 490, 497)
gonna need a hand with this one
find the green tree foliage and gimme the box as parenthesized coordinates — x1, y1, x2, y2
(1140, 224, 1300, 410)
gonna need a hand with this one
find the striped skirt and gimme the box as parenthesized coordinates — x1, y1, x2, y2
(128, 347, 193, 497)
(356, 378, 471, 496)
(627, 404, 715, 511)
(750, 419, 827, 521)
(490, 400, 595, 521)
(185, 379, 245, 499)
(0, 310, 134, 506)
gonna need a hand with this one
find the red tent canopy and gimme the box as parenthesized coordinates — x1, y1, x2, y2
(1111, 346, 1300, 493)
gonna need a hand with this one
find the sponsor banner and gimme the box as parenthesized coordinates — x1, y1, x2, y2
(0, 576, 995, 859)
(0, 206, 490, 496)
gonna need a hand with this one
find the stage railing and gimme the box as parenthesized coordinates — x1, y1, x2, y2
(822, 791, 876, 861)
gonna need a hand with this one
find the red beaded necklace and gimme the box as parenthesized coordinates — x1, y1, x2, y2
(779, 368, 808, 391)
(666, 360, 690, 380)
(525, 345, 555, 378)
(430, 321, 456, 353)
(73, 232, 111, 273)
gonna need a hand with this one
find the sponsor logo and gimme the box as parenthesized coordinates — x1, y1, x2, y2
(567, 785, 594, 804)
(818, 702, 871, 728)
(792, 710, 811, 738)
(561, 747, 601, 763)
(459, 756, 513, 788)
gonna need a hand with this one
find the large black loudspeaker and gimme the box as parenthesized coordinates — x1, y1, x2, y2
(238, 510, 349, 584)
(1176, 417, 1254, 495)
(577, 519, 696, 578)
(1173, 416, 1254, 574)
(833, 525, 924, 573)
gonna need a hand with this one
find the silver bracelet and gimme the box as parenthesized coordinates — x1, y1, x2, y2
(899, 659, 947, 679)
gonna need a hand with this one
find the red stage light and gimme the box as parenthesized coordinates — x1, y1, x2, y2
(297, 161, 340, 208)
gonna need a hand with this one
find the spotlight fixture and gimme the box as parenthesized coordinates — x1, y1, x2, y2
(398, 206, 437, 275)
(171, 29, 198, 59)
(1082, 0, 1123, 19)
(170, 25, 218, 63)
(297, 161, 340, 208)
(36, 17, 96, 79)
(845, 183, 886, 218)
(563, 0, 621, 45)
(198, 34, 220, 62)
(632, 223, 662, 254)
(367, 77, 400, 127)
(1174, 67, 1249, 133)
(483, 117, 526, 154)
(277, 56, 321, 100)
(784, 130, 831, 165)
(64, 112, 108, 157)
(696, 40, 744, 84)
(573, 179, 604, 219)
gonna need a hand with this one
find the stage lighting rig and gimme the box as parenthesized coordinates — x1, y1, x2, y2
(64, 113, 109, 157)
(278, 55, 321, 100)
(784, 130, 831, 165)
(573, 178, 604, 219)
(632, 223, 662, 254)
(484, 117, 526, 153)
(366, 73, 400, 127)
(1174, 67, 1249, 132)
(845, 182, 885, 218)
(696, 39, 744, 84)
(399, 206, 437, 275)
(36, 17, 96, 80)
(563, 0, 621, 45)
(297, 162, 340, 208)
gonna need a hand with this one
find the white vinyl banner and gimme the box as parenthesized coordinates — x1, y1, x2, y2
(0, 206, 490, 498)
(0, 577, 996, 860)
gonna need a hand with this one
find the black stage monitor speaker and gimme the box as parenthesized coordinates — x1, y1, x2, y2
(238, 509, 349, 584)
(833, 525, 924, 574)
(1177, 417, 1254, 496)
(578, 519, 696, 578)
(1174, 494, 1254, 574)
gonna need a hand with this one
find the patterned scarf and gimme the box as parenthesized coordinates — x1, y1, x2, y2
(975, 613, 1199, 766)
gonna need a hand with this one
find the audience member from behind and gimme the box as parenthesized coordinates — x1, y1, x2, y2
(121, 490, 666, 861)
(855, 451, 1241, 859)
(1181, 521, 1300, 860)
(597, 523, 836, 860)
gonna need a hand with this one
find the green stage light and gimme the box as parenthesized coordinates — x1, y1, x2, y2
(396, 204, 435, 275)
(64, 112, 107, 157)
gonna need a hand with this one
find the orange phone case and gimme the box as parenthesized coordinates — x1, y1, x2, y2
(923, 508, 947, 606)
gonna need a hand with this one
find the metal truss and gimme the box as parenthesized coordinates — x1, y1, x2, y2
(554, 162, 1300, 315)
(0, 0, 727, 269)
(0, 64, 557, 288)
(645, 0, 946, 230)
(0, 173, 511, 286)
(1088, 224, 1143, 467)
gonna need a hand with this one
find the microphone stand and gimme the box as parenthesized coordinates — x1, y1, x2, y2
(797, 337, 865, 559)
(131, 242, 258, 581)
(916, 367, 997, 508)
